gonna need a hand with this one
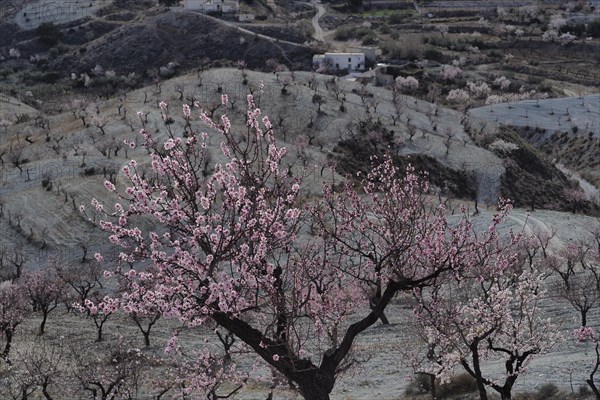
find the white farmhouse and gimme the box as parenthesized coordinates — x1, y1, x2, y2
(184, 0, 239, 13)
(313, 52, 366, 72)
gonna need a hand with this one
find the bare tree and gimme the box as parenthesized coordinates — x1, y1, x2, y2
(174, 83, 185, 101)
(15, 339, 65, 400)
(551, 239, 600, 327)
(443, 128, 455, 155)
(0, 247, 25, 281)
(22, 268, 64, 336)
(54, 259, 103, 314)
(312, 93, 326, 114)
(8, 144, 25, 173)
(72, 343, 145, 400)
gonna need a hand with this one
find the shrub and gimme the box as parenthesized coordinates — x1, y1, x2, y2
(334, 27, 353, 41)
(379, 24, 391, 34)
(527, 75, 543, 84)
(424, 47, 444, 62)
(404, 373, 433, 395)
(578, 384, 593, 397)
(560, 22, 586, 37)
(36, 22, 62, 46)
(83, 167, 96, 176)
(43, 71, 61, 84)
(384, 40, 423, 59)
(487, 50, 503, 60)
(56, 44, 69, 54)
(16, 113, 31, 123)
(437, 373, 478, 398)
(388, 13, 404, 24)
(334, 26, 371, 41)
(533, 383, 559, 400)
(537, 80, 554, 93)
(0, 68, 14, 78)
(588, 18, 600, 38)
(404, 41, 423, 60)
(362, 32, 379, 45)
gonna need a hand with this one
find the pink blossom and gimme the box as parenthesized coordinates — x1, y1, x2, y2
(574, 327, 596, 342)
(182, 104, 191, 118)
(446, 89, 470, 103)
(164, 138, 176, 150)
(440, 65, 463, 81)
(395, 76, 419, 91)
(104, 181, 116, 192)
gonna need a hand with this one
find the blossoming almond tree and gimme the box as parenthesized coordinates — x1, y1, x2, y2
(89, 88, 531, 399)
(21, 267, 64, 336)
(550, 241, 600, 327)
(413, 233, 561, 400)
(557, 227, 600, 397)
(574, 327, 600, 398)
(0, 281, 29, 363)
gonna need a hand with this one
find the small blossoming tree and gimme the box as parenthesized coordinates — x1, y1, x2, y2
(467, 81, 492, 99)
(493, 76, 511, 92)
(414, 255, 561, 400)
(440, 65, 463, 81)
(574, 327, 600, 397)
(395, 76, 419, 92)
(0, 281, 29, 363)
(446, 88, 470, 104)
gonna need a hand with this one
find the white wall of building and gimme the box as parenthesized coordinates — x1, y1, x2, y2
(323, 53, 365, 71)
(184, 0, 206, 10)
(184, 0, 238, 12)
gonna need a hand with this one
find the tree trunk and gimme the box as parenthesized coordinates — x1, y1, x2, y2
(39, 311, 48, 336)
(41, 379, 53, 400)
(587, 378, 600, 400)
(2, 329, 13, 363)
(582, 310, 588, 327)
(476, 381, 488, 399)
(379, 312, 390, 325)
(96, 323, 104, 342)
(298, 386, 330, 400)
(296, 370, 334, 400)
(475, 376, 488, 400)
(371, 284, 390, 325)
(492, 373, 517, 400)
(211, 279, 403, 400)
(497, 385, 513, 400)
(430, 374, 436, 400)
(143, 331, 150, 347)
(587, 342, 600, 399)
(468, 345, 488, 400)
